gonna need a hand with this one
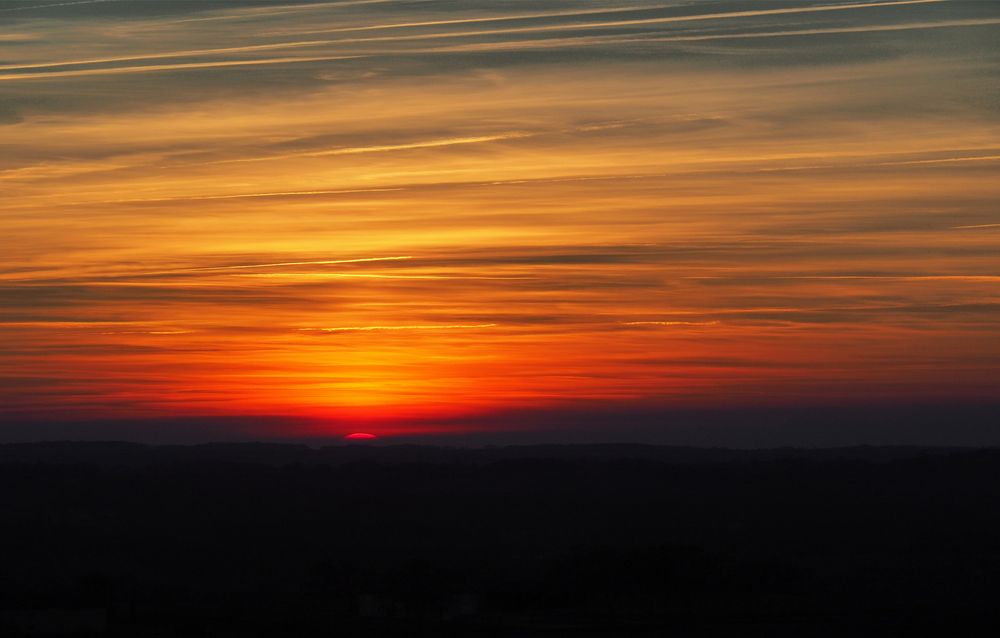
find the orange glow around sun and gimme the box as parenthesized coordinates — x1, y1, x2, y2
(1, 0, 998, 438)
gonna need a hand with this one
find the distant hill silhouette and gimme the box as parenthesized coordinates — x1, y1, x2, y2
(2, 442, 999, 636)
(0, 440, 974, 466)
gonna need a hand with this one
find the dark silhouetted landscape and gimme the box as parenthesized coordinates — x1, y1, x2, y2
(3, 442, 1000, 636)
(4, 0, 999, 635)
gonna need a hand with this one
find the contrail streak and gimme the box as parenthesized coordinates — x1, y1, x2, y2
(181, 256, 414, 273)
(299, 324, 497, 332)
(240, 273, 532, 280)
(318, 0, 945, 45)
(622, 321, 720, 326)
(1, 0, 948, 78)
(0, 41, 335, 72)
(147, 0, 423, 26)
(953, 224, 1000, 230)
(737, 276, 1000, 282)
(636, 18, 1000, 45)
(105, 188, 403, 204)
(218, 133, 536, 166)
(276, 4, 681, 36)
(0, 0, 124, 12)
(314, 133, 533, 156)
(462, 18, 1000, 52)
(0, 256, 420, 284)
(868, 154, 1000, 167)
(97, 330, 191, 335)
(0, 55, 357, 81)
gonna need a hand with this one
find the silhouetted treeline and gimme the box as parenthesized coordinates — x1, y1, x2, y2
(2, 443, 1000, 636)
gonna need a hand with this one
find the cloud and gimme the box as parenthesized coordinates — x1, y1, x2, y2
(0, 107, 24, 125)
(2, 0, 999, 425)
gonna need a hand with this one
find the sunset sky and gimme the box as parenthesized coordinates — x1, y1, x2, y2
(1, 0, 998, 443)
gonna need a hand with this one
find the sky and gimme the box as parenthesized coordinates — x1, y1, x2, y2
(1, 0, 998, 444)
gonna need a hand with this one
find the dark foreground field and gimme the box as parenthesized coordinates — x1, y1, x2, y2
(2, 442, 1000, 636)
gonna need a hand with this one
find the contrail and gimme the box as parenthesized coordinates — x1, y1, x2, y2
(216, 123, 609, 167)
(0, 41, 334, 72)
(1, 0, 949, 77)
(314, 133, 533, 156)
(0, 0, 124, 13)
(97, 330, 191, 335)
(219, 129, 576, 166)
(685, 275, 1000, 282)
(868, 154, 1000, 167)
(218, 133, 535, 165)
(105, 187, 403, 204)
(314, 0, 946, 45)
(636, 18, 1000, 45)
(443, 18, 1000, 52)
(622, 321, 720, 326)
(0, 55, 358, 82)
(240, 273, 532, 280)
(28, 256, 418, 284)
(147, 0, 425, 26)
(180, 256, 415, 273)
(754, 276, 1000, 282)
(299, 324, 497, 332)
(275, 4, 682, 36)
